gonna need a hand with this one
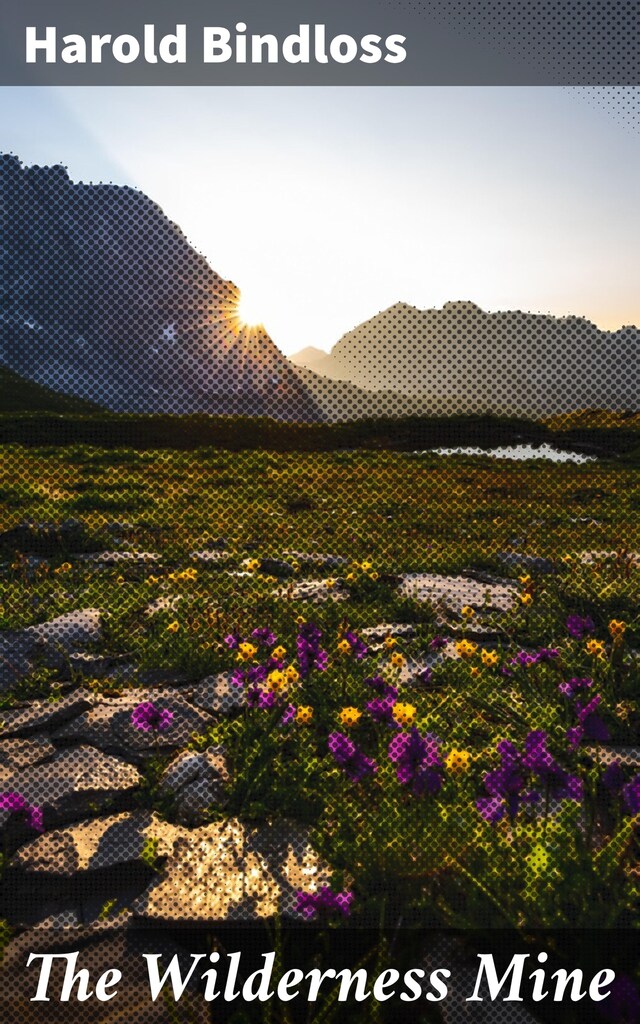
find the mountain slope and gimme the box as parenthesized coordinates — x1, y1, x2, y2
(0, 155, 321, 422)
(0, 366, 103, 413)
(292, 301, 639, 418)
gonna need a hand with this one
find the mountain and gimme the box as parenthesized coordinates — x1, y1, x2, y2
(0, 155, 321, 422)
(292, 301, 639, 418)
(0, 366, 103, 414)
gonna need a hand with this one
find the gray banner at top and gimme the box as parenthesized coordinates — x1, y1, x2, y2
(0, 0, 638, 85)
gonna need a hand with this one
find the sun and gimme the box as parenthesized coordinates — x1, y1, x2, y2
(235, 291, 264, 330)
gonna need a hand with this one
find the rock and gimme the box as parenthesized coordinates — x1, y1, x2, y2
(159, 748, 230, 825)
(578, 550, 640, 567)
(11, 811, 181, 876)
(0, 920, 210, 1022)
(359, 623, 417, 644)
(259, 557, 295, 577)
(276, 579, 349, 603)
(586, 746, 640, 770)
(76, 551, 161, 567)
(52, 693, 213, 762)
(496, 552, 556, 575)
(398, 573, 517, 615)
(0, 736, 55, 770)
(0, 746, 141, 828)
(189, 549, 232, 567)
(187, 674, 244, 715)
(283, 551, 349, 571)
(144, 596, 182, 616)
(0, 609, 102, 691)
(68, 652, 134, 680)
(0, 519, 87, 556)
(134, 818, 331, 923)
(0, 690, 95, 737)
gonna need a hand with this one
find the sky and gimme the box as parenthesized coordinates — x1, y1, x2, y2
(1, 86, 639, 354)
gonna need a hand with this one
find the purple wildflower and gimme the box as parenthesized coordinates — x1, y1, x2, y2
(602, 760, 625, 796)
(0, 792, 44, 833)
(251, 627, 277, 648)
(388, 728, 444, 797)
(280, 704, 297, 726)
(511, 648, 559, 670)
(328, 732, 377, 783)
(622, 774, 640, 815)
(522, 731, 583, 802)
(296, 622, 329, 678)
(223, 633, 240, 649)
(344, 630, 369, 660)
(429, 636, 448, 652)
(599, 975, 640, 1023)
(567, 694, 609, 748)
(295, 886, 354, 920)
(558, 676, 593, 698)
(566, 614, 595, 640)
(131, 702, 174, 733)
(367, 695, 399, 726)
(477, 740, 534, 822)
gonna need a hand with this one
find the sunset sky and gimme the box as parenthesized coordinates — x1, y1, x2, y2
(1, 86, 639, 354)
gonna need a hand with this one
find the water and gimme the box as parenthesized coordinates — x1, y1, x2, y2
(423, 443, 597, 464)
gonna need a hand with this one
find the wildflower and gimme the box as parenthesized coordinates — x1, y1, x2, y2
(481, 649, 499, 668)
(585, 638, 606, 659)
(566, 614, 595, 640)
(622, 774, 640, 815)
(295, 886, 354, 920)
(445, 749, 472, 774)
(237, 641, 258, 662)
(279, 704, 297, 727)
(327, 732, 377, 782)
(470, 666, 480, 678)
(285, 665, 300, 685)
(461, 605, 475, 618)
(297, 622, 328, 678)
(518, 574, 532, 585)
(370, 571, 380, 581)
(166, 620, 180, 634)
(388, 728, 444, 797)
(116, 575, 125, 585)
(608, 619, 626, 640)
(519, 592, 533, 606)
(602, 760, 625, 796)
(337, 639, 352, 656)
(456, 639, 477, 659)
(146, 575, 160, 585)
(416, 665, 433, 685)
(367, 695, 398, 726)
(296, 705, 314, 725)
(246, 558, 260, 571)
(566, 694, 609, 748)
(477, 740, 536, 823)
(272, 645, 287, 661)
(0, 792, 44, 833)
(251, 627, 277, 648)
(365, 676, 398, 699)
(325, 578, 336, 590)
(599, 976, 640, 1024)
(522, 731, 583, 802)
(392, 702, 417, 727)
(558, 676, 593, 698)
(429, 635, 448, 652)
(383, 636, 397, 649)
(54, 562, 72, 575)
(343, 630, 369, 660)
(131, 702, 174, 733)
(360, 561, 373, 572)
(339, 707, 362, 727)
(267, 669, 287, 693)
(224, 633, 241, 649)
(345, 572, 356, 583)
(390, 651, 405, 668)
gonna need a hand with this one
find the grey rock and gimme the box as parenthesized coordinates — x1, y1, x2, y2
(399, 573, 517, 614)
(68, 651, 134, 680)
(276, 579, 349, 603)
(0, 736, 55, 770)
(52, 693, 213, 762)
(283, 551, 349, 571)
(11, 811, 182, 876)
(76, 550, 161, 567)
(134, 818, 331, 923)
(0, 921, 209, 1022)
(0, 690, 95, 737)
(159, 748, 230, 825)
(189, 549, 232, 567)
(1, 746, 141, 827)
(496, 552, 556, 574)
(187, 673, 244, 715)
(259, 557, 295, 577)
(0, 609, 102, 691)
(360, 623, 417, 643)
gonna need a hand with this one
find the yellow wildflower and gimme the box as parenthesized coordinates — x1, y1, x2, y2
(246, 558, 260, 572)
(369, 571, 379, 581)
(146, 575, 159, 585)
(470, 666, 480, 678)
(166, 620, 180, 634)
(519, 592, 533, 606)
(445, 749, 472, 774)
(392, 702, 417, 727)
(518, 574, 532, 585)
(383, 636, 397, 649)
(608, 619, 626, 640)
(586, 639, 606, 659)
(285, 665, 300, 685)
(390, 651, 405, 668)
(339, 707, 362, 727)
(337, 639, 352, 655)
(267, 670, 287, 692)
(116, 575, 125, 585)
(54, 561, 72, 575)
(456, 639, 477, 659)
(237, 641, 258, 662)
(461, 605, 475, 619)
(345, 572, 356, 583)
(361, 560, 373, 572)
(296, 706, 314, 725)
(325, 578, 336, 590)
(272, 645, 287, 661)
(481, 649, 499, 668)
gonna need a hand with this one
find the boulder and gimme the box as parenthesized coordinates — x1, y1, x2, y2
(159, 748, 230, 825)
(0, 610, 102, 691)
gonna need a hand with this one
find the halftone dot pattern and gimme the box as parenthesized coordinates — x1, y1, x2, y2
(0, 145, 639, 1024)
